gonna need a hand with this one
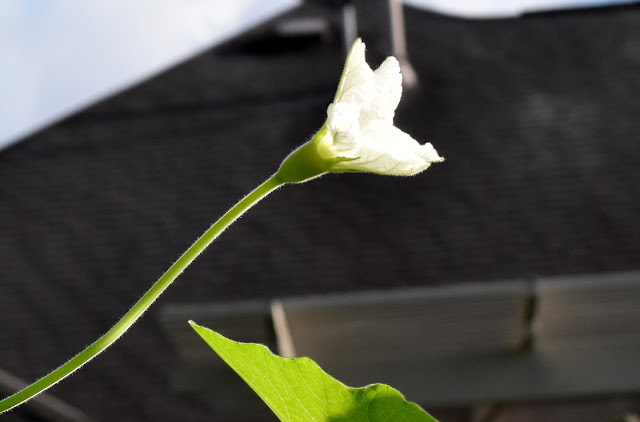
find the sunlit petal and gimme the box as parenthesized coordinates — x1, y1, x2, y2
(333, 39, 375, 106)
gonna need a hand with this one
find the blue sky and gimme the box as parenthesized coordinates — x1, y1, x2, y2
(0, 1, 298, 149)
(0, 0, 635, 150)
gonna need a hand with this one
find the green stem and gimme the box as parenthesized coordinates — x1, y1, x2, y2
(0, 174, 285, 414)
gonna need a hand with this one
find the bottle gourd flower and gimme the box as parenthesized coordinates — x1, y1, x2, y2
(276, 38, 443, 183)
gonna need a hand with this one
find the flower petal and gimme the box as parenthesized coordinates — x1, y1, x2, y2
(331, 120, 443, 176)
(333, 39, 375, 106)
(326, 102, 361, 156)
(360, 56, 403, 123)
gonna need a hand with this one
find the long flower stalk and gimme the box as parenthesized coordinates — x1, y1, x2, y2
(0, 175, 284, 414)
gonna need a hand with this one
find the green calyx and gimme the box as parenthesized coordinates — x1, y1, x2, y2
(275, 125, 355, 184)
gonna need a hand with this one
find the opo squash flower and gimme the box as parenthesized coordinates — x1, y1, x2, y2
(276, 38, 443, 183)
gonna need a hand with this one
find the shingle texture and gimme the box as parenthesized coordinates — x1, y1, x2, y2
(1, 4, 639, 421)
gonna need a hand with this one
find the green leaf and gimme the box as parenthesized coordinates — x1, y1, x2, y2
(189, 321, 438, 422)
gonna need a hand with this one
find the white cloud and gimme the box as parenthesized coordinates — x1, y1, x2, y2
(0, 0, 298, 150)
(403, 0, 636, 18)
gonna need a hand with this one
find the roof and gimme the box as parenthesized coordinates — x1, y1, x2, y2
(1, 3, 639, 420)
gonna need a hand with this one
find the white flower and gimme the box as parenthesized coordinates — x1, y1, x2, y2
(276, 39, 443, 183)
